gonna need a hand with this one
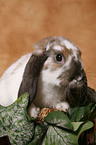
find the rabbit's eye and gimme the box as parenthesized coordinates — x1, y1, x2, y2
(56, 54, 62, 62)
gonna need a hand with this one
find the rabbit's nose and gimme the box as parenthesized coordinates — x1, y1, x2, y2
(77, 76, 83, 82)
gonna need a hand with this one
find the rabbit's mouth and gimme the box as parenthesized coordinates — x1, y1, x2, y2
(69, 75, 87, 88)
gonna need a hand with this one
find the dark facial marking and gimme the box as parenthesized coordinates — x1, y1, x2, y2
(69, 60, 83, 82)
(68, 61, 88, 107)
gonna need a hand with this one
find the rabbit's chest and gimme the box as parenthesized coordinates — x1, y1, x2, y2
(33, 81, 66, 108)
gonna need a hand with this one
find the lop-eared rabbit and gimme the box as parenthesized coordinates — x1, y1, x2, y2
(0, 37, 94, 117)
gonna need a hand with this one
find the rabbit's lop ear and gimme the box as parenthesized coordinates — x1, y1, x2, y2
(18, 51, 48, 105)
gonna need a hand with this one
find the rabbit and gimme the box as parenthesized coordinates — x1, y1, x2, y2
(0, 36, 91, 118)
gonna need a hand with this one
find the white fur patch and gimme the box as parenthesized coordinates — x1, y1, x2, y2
(41, 68, 61, 86)
(42, 57, 63, 86)
(28, 103, 40, 118)
(33, 49, 44, 55)
(0, 53, 32, 106)
(61, 39, 77, 50)
(64, 55, 72, 68)
(46, 42, 50, 51)
(55, 102, 69, 112)
(77, 76, 83, 81)
(53, 45, 63, 51)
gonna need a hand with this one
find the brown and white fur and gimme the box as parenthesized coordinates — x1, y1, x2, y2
(0, 37, 89, 118)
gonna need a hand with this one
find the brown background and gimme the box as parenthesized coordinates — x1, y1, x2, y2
(0, 0, 96, 89)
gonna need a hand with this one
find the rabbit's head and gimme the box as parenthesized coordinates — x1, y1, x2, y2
(19, 37, 88, 107)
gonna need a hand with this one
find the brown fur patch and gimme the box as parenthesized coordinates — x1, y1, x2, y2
(77, 49, 81, 58)
(62, 46, 72, 60)
(51, 63, 61, 71)
(44, 60, 61, 71)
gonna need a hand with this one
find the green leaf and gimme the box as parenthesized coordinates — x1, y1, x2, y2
(42, 126, 78, 145)
(72, 122, 84, 131)
(72, 121, 94, 132)
(0, 91, 95, 145)
(45, 111, 73, 130)
(67, 103, 96, 122)
(77, 121, 94, 137)
(42, 121, 93, 145)
(0, 93, 34, 145)
(28, 122, 48, 145)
